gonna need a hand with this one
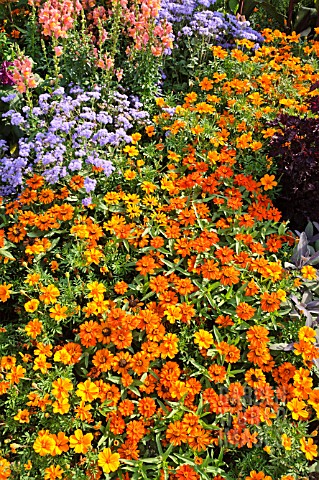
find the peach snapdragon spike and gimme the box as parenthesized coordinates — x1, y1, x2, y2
(12, 57, 37, 93)
(122, 0, 173, 56)
(38, 0, 82, 39)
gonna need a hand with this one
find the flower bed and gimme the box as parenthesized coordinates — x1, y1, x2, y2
(1, 3, 319, 479)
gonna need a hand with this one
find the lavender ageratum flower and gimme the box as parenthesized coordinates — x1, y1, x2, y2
(68, 159, 82, 171)
(82, 197, 92, 206)
(10, 113, 26, 126)
(52, 87, 65, 95)
(159, 1, 263, 48)
(84, 177, 96, 193)
(1, 84, 149, 196)
(1, 93, 17, 103)
(0, 61, 15, 86)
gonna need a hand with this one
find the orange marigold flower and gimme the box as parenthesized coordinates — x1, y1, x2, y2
(25, 319, 42, 338)
(260, 174, 277, 191)
(114, 281, 128, 294)
(245, 471, 272, 480)
(126, 419, 146, 443)
(208, 364, 227, 383)
(215, 314, 234, 327)
(246, 326, 269, 347)
(136, 255, 157, 275)
(79, 321, 100, 348)
(0, 283, 13, 303)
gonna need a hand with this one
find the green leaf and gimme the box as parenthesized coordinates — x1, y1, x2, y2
(0, 248, 15, 260)
(229, 0, 239, 13)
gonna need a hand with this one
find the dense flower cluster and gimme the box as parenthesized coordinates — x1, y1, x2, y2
(1, 31, 319, 479)
(37, 0, 83, 39)
(0, 86, 149, 197)
(159, 0, 264, 47)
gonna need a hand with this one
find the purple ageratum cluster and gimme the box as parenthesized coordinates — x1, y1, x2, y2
(159, 1, 263, 48)
(0, 85, 149, 197)
(159, 0, 218, 23)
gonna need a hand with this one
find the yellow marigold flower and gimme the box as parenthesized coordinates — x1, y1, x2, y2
(131, 133, 141, 144)
(24, 460, 32, 470)
(14, 409, 30, 423)
(52, 398, 70, 415)
(301, 265, 317, 280)
(164, 305, 182, 324)
(53, 348, 71, 365)
(281, 433, 292, 450)
(0, 457, 11, 478)
(84, 248, 104, 265)
(25, 273, 41, 285)
(300, 436, 318, 461)
(123, 145, 139, 156)
(260, 174, 278, 190)
(298, 326, 316, 343)
(49, 304, 68, 321)
(194, 329, 214, 349)
(33, 432, 56, 456)
(98, 447, 120, 474)
(104, 192, 120, 204)
(124, 170, 137, 180)
(287, 398, 308, 420)
(44, 465, 64, 480)
(76, 379, 99, 402)
(33, 354, 52, 374)
(276, 289, 287, 301)
(69, 429, 93, 454)
(0, 282, 13, 302)
(87, 281, 106, 301)
(39, 285, 60, 305)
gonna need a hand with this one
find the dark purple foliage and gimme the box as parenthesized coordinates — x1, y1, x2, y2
(0, 61, 15, 86)
(269, 110, 319, 229)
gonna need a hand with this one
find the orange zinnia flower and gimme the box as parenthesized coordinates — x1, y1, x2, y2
(166, 420, 188, 446)
(236, 302, 256, 320)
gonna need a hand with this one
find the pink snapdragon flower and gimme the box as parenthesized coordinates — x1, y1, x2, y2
(12, 57, 37, 93)
(38, 0, 82, 39)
